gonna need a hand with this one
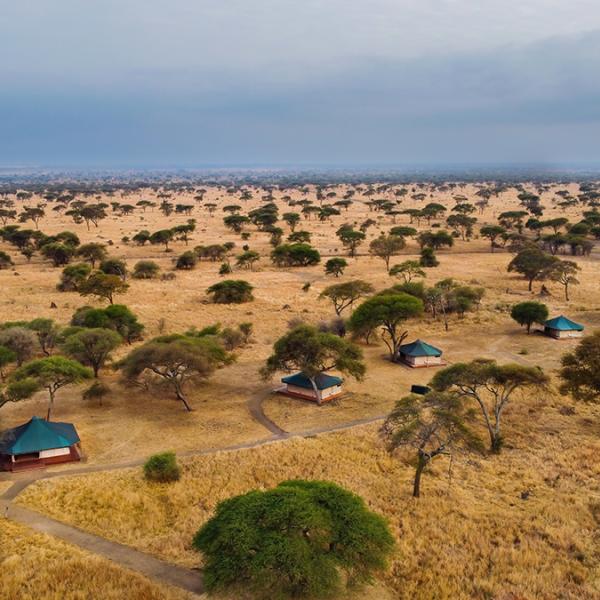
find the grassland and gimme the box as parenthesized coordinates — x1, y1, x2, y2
(18, 392, 600, 600)
(0, 519, 194, 600)
(1, 181, 600, 598)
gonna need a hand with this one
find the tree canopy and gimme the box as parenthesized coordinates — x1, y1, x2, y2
(193, 480, 394, 599)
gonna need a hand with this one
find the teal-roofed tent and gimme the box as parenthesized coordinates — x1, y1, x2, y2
(398, 339, 445, 368)
(543, 315, 584, 339)
(0, 416, 81, 472)
(280, 372, 344, 403)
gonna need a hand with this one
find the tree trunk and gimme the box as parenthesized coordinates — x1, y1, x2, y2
(46, 389, 55, 421)
(309, 377, 322, 406)
(413, 454, 427, 498)
(174, 382, 193, 411)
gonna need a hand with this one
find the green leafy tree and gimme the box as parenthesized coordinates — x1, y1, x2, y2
(324, 257, 347, 277)
(389, 260, 426, 283)
(78, 272, 129, 304)
(336, 226, 365, 257)
(319, 280, 374, 316)
(282, 212, 301, 231)
(0, 327, 37, 366)
(236, 250, 260, 270)
(207, 280, 254, 303)
(368, 234, 406, 272)
(117, 334, 231, 411)
(271, 243, 320, 267)
(40, 242, 75, 267)
(99, 258, 128, 280)
(431, 359, 548, 452)
(559, 332, 600, 402)
(480, 225, 506, 252)
(508, 248, 558, 291)
(11, 356, 92, 420)
(549, 260, 580, 301)
(57, 263, 92, 291)
(61, 328, 122, 377)
(510, 301, 549, 334)
(76, 243, 107, 267)
(381, 392, 483, 497)
(261, 324, 365, 404)
(193, 480, 394, 599)
(150, 229, 175, 251)
(349, 293, 423, 361)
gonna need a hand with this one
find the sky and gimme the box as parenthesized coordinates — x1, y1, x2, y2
(1, 1, 600, 168)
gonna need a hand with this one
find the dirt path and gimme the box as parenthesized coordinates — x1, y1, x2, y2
(3, 503, 205, 596)
(246, 390, 288, 436)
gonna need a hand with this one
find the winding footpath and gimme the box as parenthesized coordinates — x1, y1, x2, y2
(1, 392, 385, 598)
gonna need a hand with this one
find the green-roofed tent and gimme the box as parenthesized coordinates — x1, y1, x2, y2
(0, 416, 81, 472)
(544, 315, 584, 339)
(280, 372, 344, 403)
(398, 339, 445, 367)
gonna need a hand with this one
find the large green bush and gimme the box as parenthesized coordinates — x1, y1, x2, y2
(193, 480, 394, 599)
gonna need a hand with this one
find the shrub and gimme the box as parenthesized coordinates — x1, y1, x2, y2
(207, 280, 254, 303)
(176, 251, 198, 270)
(132, 260, 160, 279)
(143, 452, 181, 483)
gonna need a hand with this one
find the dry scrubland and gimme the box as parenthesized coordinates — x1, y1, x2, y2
(0, 183, 598, 461)
(2, 182, 600, 598)
(0, 520, 194, 600)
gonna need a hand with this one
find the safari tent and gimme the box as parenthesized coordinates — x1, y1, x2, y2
(0, 416, 81, 472)
(543, 315, 584, 339)
(280, 372, 343, 403)
(398, 339, 445, 368)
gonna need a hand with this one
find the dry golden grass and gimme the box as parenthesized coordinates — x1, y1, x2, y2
(3, 182, 600, 598)
(19, 390, 600, 599)
(0, 519, 194, 600)
(1, 182, 599, 464)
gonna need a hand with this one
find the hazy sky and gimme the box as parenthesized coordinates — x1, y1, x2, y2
(1, 1, 600, 167)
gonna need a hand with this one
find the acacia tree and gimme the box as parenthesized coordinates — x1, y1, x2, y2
(559, 332, 600, 402)
(431, 359, 548, 452)
(381, 392, 482, 497)
(348, 293, 423, 361)
(261, 324, 365, 405)
(76, 243, 107, 267)
(389, 260, 426, 283)
(336, 226, 365, 257)
(319, 280, 374, 316)
(507, 248, 558, 291)
(549, 260, 580, 301)
(11, 356, 92, 420)
(479, 225, 506, 252)
(324, 257, 347, 277)
(368, 234, 406, 272)
(78, 272, 129, 304)
(118, 334, 231, 411)
(510, 301, 548, 334)
(61, 328, 122, 377)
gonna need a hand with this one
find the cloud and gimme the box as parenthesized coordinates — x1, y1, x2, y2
(1, 2, 599, 166)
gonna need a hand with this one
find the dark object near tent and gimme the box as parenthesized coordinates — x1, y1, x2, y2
(0, 416, 81, 472)
(410, 384, 431, 395)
